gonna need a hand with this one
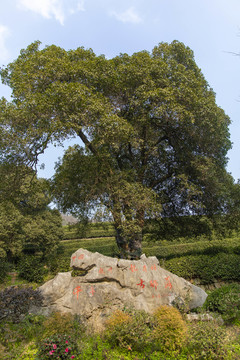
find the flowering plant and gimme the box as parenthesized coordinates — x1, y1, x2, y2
(36, 334, 78, 359)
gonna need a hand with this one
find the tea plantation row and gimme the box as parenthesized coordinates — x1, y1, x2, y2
(58, 230, 240, 284)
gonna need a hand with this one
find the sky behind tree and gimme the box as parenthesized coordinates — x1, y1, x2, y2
(0, 0, 240, 180)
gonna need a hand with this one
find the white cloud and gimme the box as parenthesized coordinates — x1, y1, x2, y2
(0, 25, 10, 63)
(110, 7, 142, 24)
(17, 0, 85, 25)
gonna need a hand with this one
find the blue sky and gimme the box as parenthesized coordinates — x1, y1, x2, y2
(0, 0, 240, 181)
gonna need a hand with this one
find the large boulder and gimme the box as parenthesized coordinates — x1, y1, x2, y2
(36, 249, 207, 330)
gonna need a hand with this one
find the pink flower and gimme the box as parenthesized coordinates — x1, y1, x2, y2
(49, 351, 53, 355)
(53, 344, 57, 349)
(71, 356, 75, 359)
(65, 348, 69, 353)
(65, 340, 69, 344)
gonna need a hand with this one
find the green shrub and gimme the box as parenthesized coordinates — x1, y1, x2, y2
(17, 255, 48, 283)
(204, 283, 240, 324)
(43, 312, 85, 339)
(46, 255, 71, 274)
(0, 286, 43, 323)
(36, 334, 78, 359)
(104, 309, 153, 352)
(146, 238, 240, 260)
(186, 321, 228, 359)
(0, 258, 9, 283)
(152, 305, 187, 353)
(162, 253, 240, 284)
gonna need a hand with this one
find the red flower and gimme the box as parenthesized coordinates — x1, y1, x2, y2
(65, 348, 69, 353)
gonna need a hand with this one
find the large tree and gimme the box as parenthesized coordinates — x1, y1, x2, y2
(0, 40, 233, 258)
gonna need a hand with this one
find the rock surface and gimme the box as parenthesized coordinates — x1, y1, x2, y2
(36, 249, 207, 329)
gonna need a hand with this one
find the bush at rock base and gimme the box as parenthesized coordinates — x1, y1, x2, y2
(152, 305, 187, 353)
(204, 283, 240, 324)
(104, 309, 153, 352)
(42, 312, 85, 339)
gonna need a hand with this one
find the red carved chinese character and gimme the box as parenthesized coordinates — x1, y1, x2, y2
(143, 265, 147, 272)
(99, 267, 104, 274)
(108, 267, 113, 272)
(72, 256, 76, 261)
(73, 286, 82, 299)
(137, 279, 145, 288)
(130, 264, 137, 272)
(152, 294, 155, 298)
(78, 254, 84, 260)
(151, 264, 157, 271)
(164, 276, 172, 289)
(150, 280, 158, 289)
(89, 286, 95, 296)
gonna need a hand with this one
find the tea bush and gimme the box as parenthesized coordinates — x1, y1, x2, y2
(204, 283, 240, 324)
(0, 286, 43, 322)
(152, 305, 187, 353)
(162, 253, 240, 283)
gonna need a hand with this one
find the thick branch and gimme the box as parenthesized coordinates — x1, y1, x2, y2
(77, 129, 98, 155)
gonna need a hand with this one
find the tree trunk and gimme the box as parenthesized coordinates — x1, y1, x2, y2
(114, 226, 142, 260)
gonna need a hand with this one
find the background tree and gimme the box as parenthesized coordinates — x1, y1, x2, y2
(0, 40, 234, 258)
(0, 163, 63, 261)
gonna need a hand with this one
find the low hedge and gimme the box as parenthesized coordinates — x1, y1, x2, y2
(161, 253, 240, 284)
(63, 223, 115, 240)
(144, 238, 240, 260)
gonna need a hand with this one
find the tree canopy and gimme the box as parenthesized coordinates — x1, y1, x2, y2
(0, 40, 235, 258)
(0, 163, 63, 260)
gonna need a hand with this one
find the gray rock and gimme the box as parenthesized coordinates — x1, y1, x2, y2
(36, 249, 207, 329)
(186, 313, 224, 324)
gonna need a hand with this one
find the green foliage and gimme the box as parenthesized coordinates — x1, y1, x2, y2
(104, 309, 153, 352)
(79, 335, 135, 360)
(46, 255, 72, 274)
(1, 40, 235, 258)
(0, 314, 45, 360)
(161, 253, 240, 283)
(186, 321, 229, 359)
(0, 258, 9, 283)
(22, 209, 63, 257)
(17, 255, 48, 283)
(147, 237, 240, 259)
(0, 286, 43, 323)
(0, 201, 25, 258)
(152, 305, 187, 353)
(36, 334, 78, 359)
(63, 222, 115, 240)
(0, 302, 239, 360)
(0, 164, 63, 261)
(204, 284, 240, 324)
(42, 312, 85, 339)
